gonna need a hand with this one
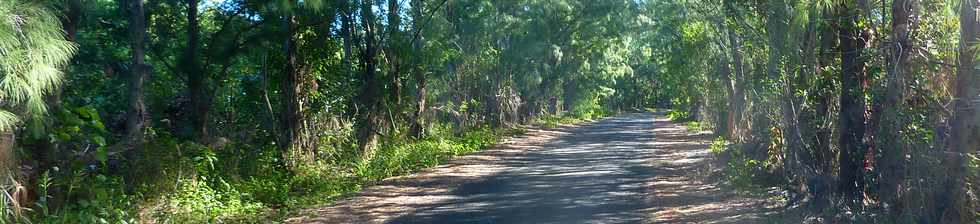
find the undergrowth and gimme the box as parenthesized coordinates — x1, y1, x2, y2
(9, 120, 534, 223)
(708, 138, 770, 195)
(531, 115, 582, 128)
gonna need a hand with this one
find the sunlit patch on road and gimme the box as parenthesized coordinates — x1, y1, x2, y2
(287, 113, 778, 224)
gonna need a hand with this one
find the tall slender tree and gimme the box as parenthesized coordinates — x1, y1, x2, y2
(836, 1, 870, 206)
(408, 0, 428, 138)
(280, 3, 305, 164)
(356, 0, 384, 160)
(939, 0, 980, 222)
(124, 0, 148, 156)
(183, 0, 208, 140)
(878, 0, 914, 215)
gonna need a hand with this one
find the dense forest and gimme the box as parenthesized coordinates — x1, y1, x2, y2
(0, 0, 978, 222)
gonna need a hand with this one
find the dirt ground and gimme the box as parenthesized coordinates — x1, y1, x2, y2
(286, 112, 782, 224)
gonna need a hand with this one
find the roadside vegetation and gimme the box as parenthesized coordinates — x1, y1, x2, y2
(0, 0, 639, 222)
(4, 0, 980, 222)
(656, 0, 980, 222)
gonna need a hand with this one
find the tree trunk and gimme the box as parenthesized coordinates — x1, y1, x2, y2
(280, 9, 304, 164)
(339, 0, 354, 66)
(719, 59, 734, 137)
(0, 131, 13, 178)
(726, 27, 745, 140)
(387, 0, 403, 109)
(183, 0, 209, 140)
(356, 0, 383, 161)
(938, 0, 980, 222)
(877, 0, 913, 216)
(723, 0, 745, 141)
(408, 0, 427, 138)
(125, 0, 147, 158)
(836, 2, 870, 206)
(260, 51, 278, 141)
(63, 0, 80, 41)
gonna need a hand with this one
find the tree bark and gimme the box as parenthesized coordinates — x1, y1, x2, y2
(0, 131, 13, 178)
(878, 0, 913, 216)
(408, 0, 427, 138)
(183, 0, 209, 140)
(181, 0, 211, 140)
(280, 8, 304, 163)
(726, 29, 745, 140)
(63, 0, 80, 42)
(836, 2, 870, 206)
(387, 0, 403, 109)
(339, 0, 354, 66)
(356, 0, 383, 161)
(723, 0, 745, 141)
(125, 0, 148, 157)
(938, 0, 980, 222)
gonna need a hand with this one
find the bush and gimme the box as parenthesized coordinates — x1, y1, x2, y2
(709, 138, 770, 195)
(156, 179, 265, 223)
(357, 127, 500, 182)
(666, 110, 690, 122)
(27, 119, 523, 223)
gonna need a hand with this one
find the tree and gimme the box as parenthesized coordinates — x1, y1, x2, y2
(408, 0, 428, 138)
(279, 2, 305, 164)
(355, 0, 383, 160)
(723, 0, 745, 140)
(877, 0, 914, 215)
(939, 0, 980, 222)
(836, 1, 870, 206)
(0, 0, 77, 172)
(182, 0, 208, 140)
(124, 0, 148, 156)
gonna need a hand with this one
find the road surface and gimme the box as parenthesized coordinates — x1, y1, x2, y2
(287, 112, 776, 224)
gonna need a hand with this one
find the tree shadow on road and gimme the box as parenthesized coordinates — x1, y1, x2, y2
(288, 113, 782, 224)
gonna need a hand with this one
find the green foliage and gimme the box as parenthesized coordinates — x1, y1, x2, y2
(665, 110, 690, 122)
(531, 115, 582, 129)
(684, 121, 710, 133)
(157, 179, 265, 223)
(568, 90, 612, 120)
(32, 173, 139, 224)
(0, 0, 77, 130)
(21, 122, 516, 223)
(357, 125, 501, 181)
(709, 138, 769, 195)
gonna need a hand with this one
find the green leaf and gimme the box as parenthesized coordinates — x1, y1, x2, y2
(64, 115, 83, 127)
(95, 147, 108, 163)
(91, 120, 107, 132)
(75, 106, 99, 120)
(92, 136, 106, 146)
(53, 132, 71, 141)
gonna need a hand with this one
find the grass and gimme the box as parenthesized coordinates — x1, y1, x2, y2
(270, 115, 584, 222)
(271, 126, 525, 222)
(683, 121, 711, 133)
(13, 113, 598, 223)
(531, 114, 583, 128)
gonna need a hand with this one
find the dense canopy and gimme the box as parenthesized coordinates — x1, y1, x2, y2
(0, 0, 977, 222)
